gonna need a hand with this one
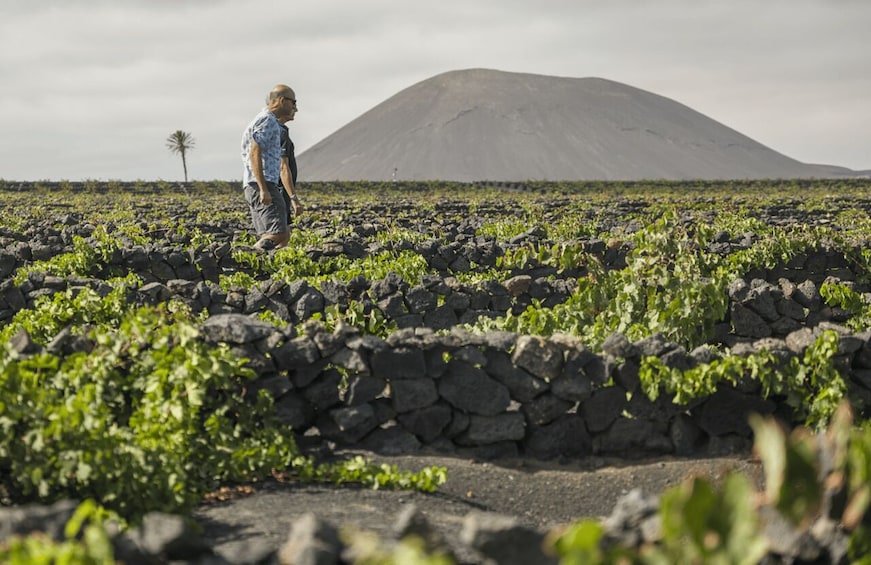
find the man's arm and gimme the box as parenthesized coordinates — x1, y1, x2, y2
(249, 141, 272, 205)
(280, 157, 304, 215)
(279, 157, 293, 196)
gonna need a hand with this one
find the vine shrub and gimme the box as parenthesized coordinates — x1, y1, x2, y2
(473, 214, 853, 359)
(12, 226, 126, 285)
(821, 280, 871, 332)
(0, 296, 445, 524)
(474, 215, 796, 351)
(639, 330, 846, 429)
(0, 500, 115, 564)
(0, 305, 296, 520)
(647, 473, 767, 565)
(0, 278, 139, 344)
(550, 402, 871, 564)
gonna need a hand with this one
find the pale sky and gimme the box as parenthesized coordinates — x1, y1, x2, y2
(1, 0, 868, 181)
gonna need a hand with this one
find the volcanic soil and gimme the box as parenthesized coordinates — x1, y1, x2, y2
(194, 449, 762, 562)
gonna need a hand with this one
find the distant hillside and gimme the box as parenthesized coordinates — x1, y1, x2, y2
(297, 69, 861, 182)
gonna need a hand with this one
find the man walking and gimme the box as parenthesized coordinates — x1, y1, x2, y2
(240, 84, 297, 250)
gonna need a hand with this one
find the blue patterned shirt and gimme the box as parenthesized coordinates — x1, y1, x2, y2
(241, 108, 281, 185)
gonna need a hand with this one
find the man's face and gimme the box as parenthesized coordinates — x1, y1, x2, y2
(280, 91, 297, 122)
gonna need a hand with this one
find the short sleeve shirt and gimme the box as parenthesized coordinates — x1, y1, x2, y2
(241, 108, 281, 185)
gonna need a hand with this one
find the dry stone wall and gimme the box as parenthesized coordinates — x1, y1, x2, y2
(193, 309, 871, 460)
(10, 256, 871, 460)
(0, 237, 862, 329)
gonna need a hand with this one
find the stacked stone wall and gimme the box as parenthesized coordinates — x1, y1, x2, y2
(1, 240, 865, 336)
(12, 290, 871, 462)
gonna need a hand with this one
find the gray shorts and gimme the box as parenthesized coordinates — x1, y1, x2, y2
(244, 182, 288, 236)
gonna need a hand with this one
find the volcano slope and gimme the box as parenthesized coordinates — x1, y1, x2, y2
(297, 68, 859, 182)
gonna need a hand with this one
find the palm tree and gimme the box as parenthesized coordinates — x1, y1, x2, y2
(165, 130, 195, 182)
